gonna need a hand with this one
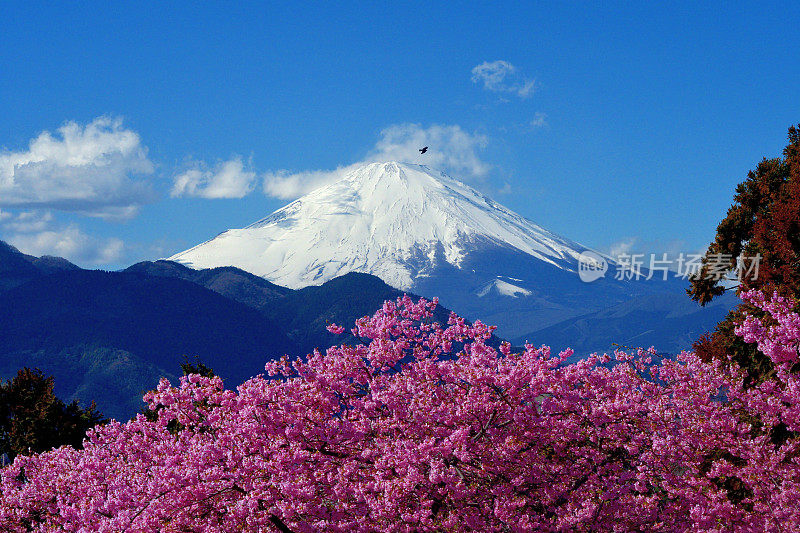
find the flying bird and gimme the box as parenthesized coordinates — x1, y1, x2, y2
(419, 146, 428, 154)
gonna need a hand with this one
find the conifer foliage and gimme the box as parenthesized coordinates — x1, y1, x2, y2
(690, 125, 800, 303)
(691, 125, 800, 381)
(0, 368, 104, 463)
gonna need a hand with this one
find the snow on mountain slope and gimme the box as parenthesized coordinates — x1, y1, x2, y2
(477, 278, 533, 298)
(169, 162, 592, 290)
(167, 161, 726, 345)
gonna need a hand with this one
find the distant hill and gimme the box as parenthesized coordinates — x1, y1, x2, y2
(0, 243, 454, 420)
(125, 260, 292, 310)
(0, 239, 734, 420)
(0, 240, 78, 291)
(265, 271, 453, 354)
(514, 291, 738, 358)
(126, 261, 452, 355)
(0, 269, 297, 419)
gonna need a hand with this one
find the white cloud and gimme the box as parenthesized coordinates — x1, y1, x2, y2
(605, 237, 705, 273)
(471, 60, 537, 98)
(6, 225, 124, 265)
(77, 205, 142, 221)
(1, 207, 125, 266)
(171, 157, 256, 199)
(0, 116, 154, 216)
(263, 164, 361, 200)
(530, 112, 548, 129)
(607, 237, 696, 261)
(608, 237, 638, 258)
(471, 60, 516, 91)
(515, 80, 537, 98)
(2, 210, 54, 233)
(369, 124, 490, 179)
(262, 124, 491, 200)
(0, 209, 11, 222)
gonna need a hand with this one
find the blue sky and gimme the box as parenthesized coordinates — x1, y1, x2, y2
(1, 1, 798, 268)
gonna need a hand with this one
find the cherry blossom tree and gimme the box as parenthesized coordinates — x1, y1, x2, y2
(1, 294, 799, 531)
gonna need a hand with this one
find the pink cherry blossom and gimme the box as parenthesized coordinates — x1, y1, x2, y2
(2, 293, 800, 531)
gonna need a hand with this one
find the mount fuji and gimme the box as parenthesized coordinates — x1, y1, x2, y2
(171, 162, 589, 289)
(169, 162, 728, 346)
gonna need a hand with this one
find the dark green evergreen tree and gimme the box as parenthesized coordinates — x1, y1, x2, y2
(0, 368, 105, 461)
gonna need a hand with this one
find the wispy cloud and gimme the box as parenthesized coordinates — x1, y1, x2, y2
(3, 221, 123, 267)
(604, 237, 706, 272)
(530, 112, 548, 129)
(608, 237, 638, 258)
(369, 124, 490, 178)
(262, 123, 490, 200)
(2, 210, 55, 233)
(0, 116, 154, 218)
(171, 156, 256, 199)
(77, 205, 142, 221)
(471, 60, 537, 98)
(1, 207, 126, 266)
(263, 164, 362, 200)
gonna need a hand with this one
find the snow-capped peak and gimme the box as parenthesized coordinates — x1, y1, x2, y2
(477, 278, 533, 298)
(169, 162, 590, 289)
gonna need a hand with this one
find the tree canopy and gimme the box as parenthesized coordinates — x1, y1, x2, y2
(689, 125, 800, 304)
(0, 368, 104, 462)
(2, 295, 800, 531)
(690, 125, 800, 382)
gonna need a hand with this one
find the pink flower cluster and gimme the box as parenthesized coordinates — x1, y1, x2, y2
(2, 294, 800, 531)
